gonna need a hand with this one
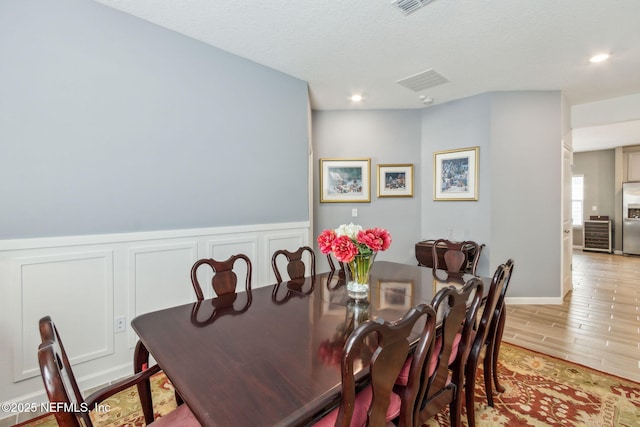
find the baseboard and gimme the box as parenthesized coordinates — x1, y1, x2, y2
(505, 296, 564, 305)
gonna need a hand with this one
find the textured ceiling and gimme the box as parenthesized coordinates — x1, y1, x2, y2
(94, 0, 640, 150)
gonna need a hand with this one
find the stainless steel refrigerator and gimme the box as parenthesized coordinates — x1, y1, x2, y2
(622, 182, 640, 255)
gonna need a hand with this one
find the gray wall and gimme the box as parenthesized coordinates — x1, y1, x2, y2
(0, 0, 309, 239)
(489, 92, 562, 298)
(573, 150, 616, 248)
(420, 94, 492, 275)
(313, 92, 563, 299)
(312, 110, 422, 271)
(425, 91, 564, 298)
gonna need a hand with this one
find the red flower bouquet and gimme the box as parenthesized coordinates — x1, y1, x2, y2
(317, 224, 391, 297)
(317, 223, 391, 263)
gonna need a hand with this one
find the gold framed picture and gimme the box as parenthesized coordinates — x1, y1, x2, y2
(433, 146, 479, 201)
(377, 164, 414, 198)
(320, 158, 371, 203)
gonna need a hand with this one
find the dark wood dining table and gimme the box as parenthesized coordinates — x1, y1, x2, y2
(131, 261, 490, 427)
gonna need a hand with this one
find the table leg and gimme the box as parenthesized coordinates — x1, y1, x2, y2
(134, 341, 155, 425)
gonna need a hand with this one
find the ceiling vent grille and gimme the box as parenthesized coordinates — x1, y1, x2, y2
(395, 69, 449, 92)
(391, 0, 436, 15)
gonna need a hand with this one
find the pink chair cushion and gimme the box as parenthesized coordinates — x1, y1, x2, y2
(313, 385, 401, 427)
(151, 403, 201, 426)
(395, 332, 462, 386)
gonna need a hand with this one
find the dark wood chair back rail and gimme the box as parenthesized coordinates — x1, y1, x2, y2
(38, 316, 167, 427)
(314, 304, 437, 427)
(407, 278, 484, 426)
(463, 260, 512, 426)
(271, 246, 316, 283)
(480, 259, 515, 409)
(190, 254, 252, 301)
(327, 253, 345, 272)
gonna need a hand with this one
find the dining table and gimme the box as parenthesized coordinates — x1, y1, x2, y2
(131, 261, 491, 427)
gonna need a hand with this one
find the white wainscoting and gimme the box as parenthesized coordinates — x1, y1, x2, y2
(0, 221, 310, 422)
(10, 251, 115, 382)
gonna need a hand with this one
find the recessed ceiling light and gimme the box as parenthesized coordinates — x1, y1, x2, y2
(590, 53, 610, 63)
(350, 94, 363, 102)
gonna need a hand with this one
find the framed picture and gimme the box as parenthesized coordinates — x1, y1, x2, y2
(377, 164, 414, 198)
(320, 158, 371, 203)
(378, 281, 413, 310)
(433, 146, 479, 201)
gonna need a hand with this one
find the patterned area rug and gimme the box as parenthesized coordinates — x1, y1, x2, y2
(425, 344, 639, 426)
(16, 373, 177, 427)
(16, 343, 640, 426)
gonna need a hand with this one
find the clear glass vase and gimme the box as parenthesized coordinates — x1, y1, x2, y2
(345, 253, 376, 300)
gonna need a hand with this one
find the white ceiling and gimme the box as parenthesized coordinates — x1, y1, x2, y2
(95, 0, 640, 151)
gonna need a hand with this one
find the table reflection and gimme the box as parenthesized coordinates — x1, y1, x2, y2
(190, 290, 252, 327)
(318, 298, 371, 367)
(271, 276, 315, 304)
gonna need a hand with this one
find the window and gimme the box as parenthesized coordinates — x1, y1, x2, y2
(572, 175, 584, 226)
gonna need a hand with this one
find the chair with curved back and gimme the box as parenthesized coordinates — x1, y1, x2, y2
(462, 260, 514, 426)
(314, 304, 437, 427)
(399, 278, 484, 427)
(190, 254, 252, 301)
(431, 239, 483, 275)
(38, 316, 200, 427)
(327, 253, 345, 272)
(271, 246, 316, 283)
(480, 259, 514, 408)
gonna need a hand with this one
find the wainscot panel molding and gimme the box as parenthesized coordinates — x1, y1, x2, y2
(10, 251, 114, 382)
(0, 221, 310, 421)
(126, 242, 198, 349)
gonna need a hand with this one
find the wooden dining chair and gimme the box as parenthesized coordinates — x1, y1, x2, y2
(431, 239, 483, 275)
(37, 316, 200, 427)
(463, 260, 514, 426)
(400, 279, 484, 427)
(190, 254, 252, 301)
(327, 253, 345, 272)
(271, 246, 315, 283)
(480, 259, 514, 407)
(313, 304, 437, 427)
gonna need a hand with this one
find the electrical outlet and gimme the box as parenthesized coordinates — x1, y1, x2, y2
(352, 208, 358, 217)
(114, 316, 126, 333)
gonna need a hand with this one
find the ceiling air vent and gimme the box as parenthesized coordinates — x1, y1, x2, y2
(391, 0, 436, 15)
(395, 69, 449, 92)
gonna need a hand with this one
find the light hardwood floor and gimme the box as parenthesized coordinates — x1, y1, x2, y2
(502, 249, 640, 382)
